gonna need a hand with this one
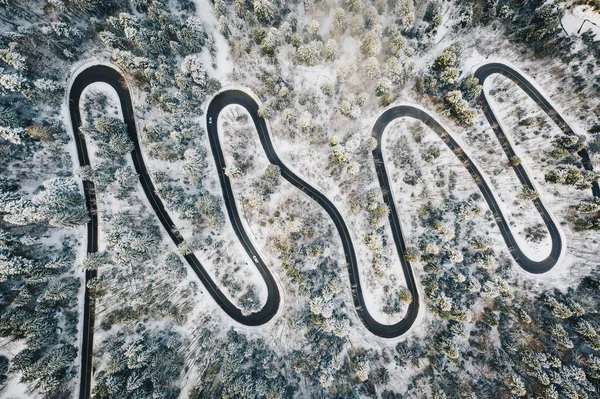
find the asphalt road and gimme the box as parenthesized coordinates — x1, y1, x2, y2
(69, 62, 577, 396)
(208, 90, 421, 337)
(373, 105, 560, 274)
(474, 63, 600, 198)
(207, 62, 572, 338)
(69, 66, 280, 399)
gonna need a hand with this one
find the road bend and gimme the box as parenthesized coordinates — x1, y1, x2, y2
(474, 62, 600, 197)
(69, 62, 580, 397)
(69, 65, 280, 399)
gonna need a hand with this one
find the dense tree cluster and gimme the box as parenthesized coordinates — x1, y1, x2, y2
(381, 162, 600, 398)
(504, 1, 566, 56)
(94, 0, 222, 114)
(0, 225, 79, 395)
(1, 177, 88, 227)
(571, 197, 600, 231)
(419, 45, 480, 125)
(189, 329, 294, 398)
(457, 0, 568, 57)
(0, 1, 115, 394)
(93, 330, 184, 399)
(545, 165, 600, 190)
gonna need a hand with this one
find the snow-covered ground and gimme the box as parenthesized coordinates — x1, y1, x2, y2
(467, 76, 554, 261)
(192, 0, 234, 83)
(451, 32, 597, 293)
(76, 84, 241, 393)
(562, 5, 600, 38)
(31, 0, 600, 396)
(268, 101, 411, 325)
(382, 116, 483, 245)
(139, 122, 270, 309)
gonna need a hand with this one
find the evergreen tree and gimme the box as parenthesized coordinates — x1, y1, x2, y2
(82, 251, 110, 271)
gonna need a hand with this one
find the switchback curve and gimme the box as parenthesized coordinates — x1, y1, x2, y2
(68, 65, 280, 399)
(207, 91, 418, 338)
(474, 62, 600, 198)
(70, 61, 582, 397)
(372, 105, 561, 276)
(207, 62, 576, 339)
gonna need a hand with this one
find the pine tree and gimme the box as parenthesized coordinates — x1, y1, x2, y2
(42, 278, 79, 301)
(43, 343, 77, 375)
(111, 49, 137, 71)
(280, 21, 293, 43)
(32, 79, 62, 102)
(15, 178, 90, 227)
(0, 126, 27, 144)
(509, 373, 527, 396)
(440, 67, 459, 85)
(196, 194, 225, 228)
(384, 57, 405, 84)
(576, 198, 600, 213)
(363, 57, 381, 79)
(519, 186, 539, 201)
(554, 134, 580, 150)
(333, 8, 347, 32)
(0, 104, 19, 127)
(0, 48, 26, 70)
(45, 251, 75, 270)
(108, 134, 133, 156)
(324, 39, 338, 61)
(404, 12, 415, 29)
(213, 0, 227, 18)
(95, 117, 127, 138)
(296, 43, 322, 66)
(360, 31, 381, 57)
(460, 76, 482, 101)
(82, 251, 109, 271)
(254, 0, 276, 25)
(0, 251, 36, 282)
(99, 31, 121, 48)
(575, 320, 598, 340)
(34, 178, 83, 208)
(180, 54, 208, 87)
(551, 323, 574, 349)
(218, 15, 230, 38)
(545, 296, 574, 319)
(424, 2, 442, 31)
(114, 166, 138, 197)
(389, 33, 406, 57)
(437, 337, 459, 359)
(432, 49, 457, 72)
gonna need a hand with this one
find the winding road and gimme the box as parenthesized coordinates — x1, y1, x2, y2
(68, 61, 591, 396)
(68, 66, 280, 399)
(474, 63, 600, 198)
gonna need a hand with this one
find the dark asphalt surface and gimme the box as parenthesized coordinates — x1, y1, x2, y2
(70, 62, 579, 397)
(208, 63, 570, 338)
(69, 66, 279, 399)
(361, 62, 579, 337)
(475, 63, 600, 198)
(208, 90, 420, 337)
(374, 105, 560, 274)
